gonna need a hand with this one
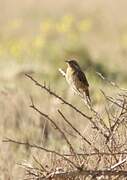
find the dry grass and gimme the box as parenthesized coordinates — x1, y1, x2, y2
(1, 0, 127, 179)
(3, 74, 127, 179)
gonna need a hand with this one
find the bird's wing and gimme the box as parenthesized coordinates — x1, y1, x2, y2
(76, 70, 89, 87)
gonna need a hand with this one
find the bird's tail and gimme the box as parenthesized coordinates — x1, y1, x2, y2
(84, 89, 92, 108)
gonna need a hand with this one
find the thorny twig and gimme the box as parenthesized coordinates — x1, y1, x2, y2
(25, 74, 92, 120)
(96, 72, 127, 91)
(3, 138, 79, 169)
(30, 98, 78, 158)
(30, 169, 127, 179)
(58, 109, 99, 152)
(3, 73, 127, 179)
(109, 157, 127, 170)
(25, 74, 109, 141)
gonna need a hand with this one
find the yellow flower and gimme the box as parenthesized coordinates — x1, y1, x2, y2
(40, 19, 54, 34)
(79, 18, 92, 32)
(10, 43, 21, 58)
(33, 35, 45, 49)
(56, 15, 74, 33)
(9, 39, 25, 58)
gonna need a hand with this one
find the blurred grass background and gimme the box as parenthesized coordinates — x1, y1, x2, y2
(1, 0, 127, 179)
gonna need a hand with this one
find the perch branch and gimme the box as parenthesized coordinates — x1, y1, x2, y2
(58, 68, 66, 77)
(25, 74, 91, 120)
(25, 74, 109, 141)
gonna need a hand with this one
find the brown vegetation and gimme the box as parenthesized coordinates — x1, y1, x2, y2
(3, 74, 127, 179)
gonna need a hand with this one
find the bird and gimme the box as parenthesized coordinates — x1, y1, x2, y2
(65, 59, 91, 106)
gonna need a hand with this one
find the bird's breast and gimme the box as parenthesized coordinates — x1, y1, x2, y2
(66, 67, 75, 85)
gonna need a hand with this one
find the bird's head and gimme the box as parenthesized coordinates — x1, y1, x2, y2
(65, 59, 80, 70)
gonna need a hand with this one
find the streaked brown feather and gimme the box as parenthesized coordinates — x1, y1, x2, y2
(66, 60, 91, 105)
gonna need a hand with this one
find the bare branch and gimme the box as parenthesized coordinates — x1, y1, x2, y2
(110, 157, 127, 170)
(96, 72, 127, 91)
(58, 110, 99, 152)
(42, 169, 127, 179)
(58, 68, 66, 77)
(30, 100, 76, 156)
(25, 74, 92, 121)
(63, 152, 127, 157)
(101, 90, 127, 111)
(25, 74, 110, 141)
(3, 138, 79, 169)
